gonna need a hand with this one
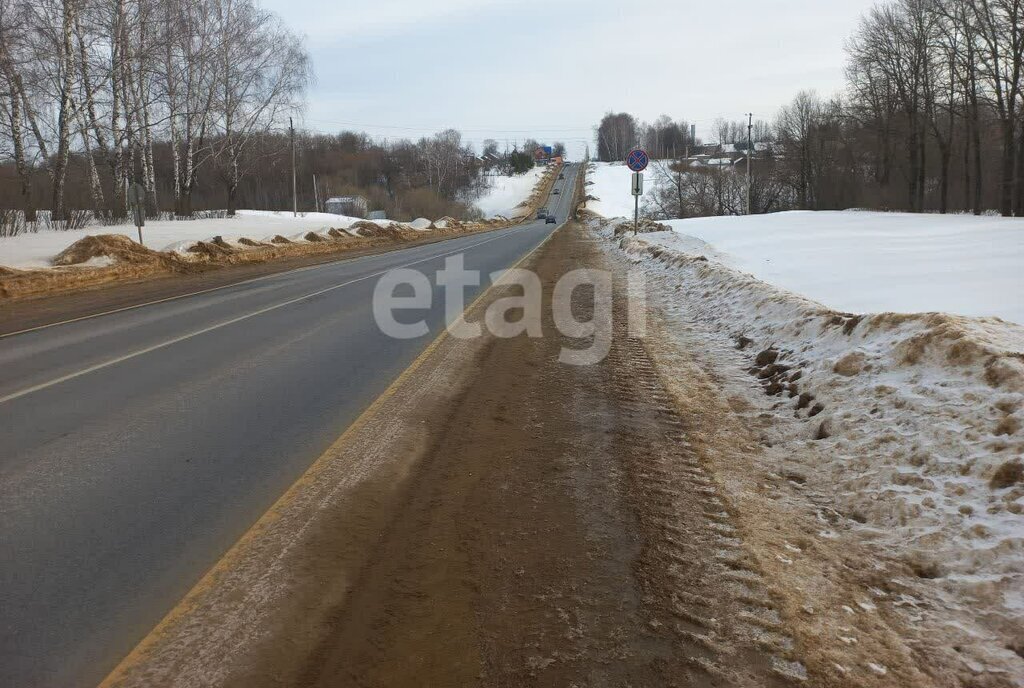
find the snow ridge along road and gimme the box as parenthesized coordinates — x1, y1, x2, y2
(0, 165, 579, 688)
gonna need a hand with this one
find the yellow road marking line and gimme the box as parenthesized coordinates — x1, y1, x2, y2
(98, 216, 565, 687)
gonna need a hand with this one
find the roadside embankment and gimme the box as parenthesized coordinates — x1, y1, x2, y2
(596, 215, 1024, 686)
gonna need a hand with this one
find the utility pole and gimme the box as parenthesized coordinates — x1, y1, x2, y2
(313, 173, 320, 213)
(290, 117, 297, 217)
(746, 113, 753, 215)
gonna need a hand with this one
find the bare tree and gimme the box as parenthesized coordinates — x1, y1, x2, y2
(970, 0, 1024, 215)
(0, 0, 38, 219)
(211, 0, 310, 215)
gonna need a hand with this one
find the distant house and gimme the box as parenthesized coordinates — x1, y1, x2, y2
(695, 143, 723, 156)
(324, 195, 368, 217)
(367, 210, 387, 221)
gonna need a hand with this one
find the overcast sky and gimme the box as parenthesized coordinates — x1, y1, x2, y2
(261, 0, 879, 159)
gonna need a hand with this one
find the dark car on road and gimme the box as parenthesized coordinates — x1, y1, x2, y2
(546, 215, 557, 224)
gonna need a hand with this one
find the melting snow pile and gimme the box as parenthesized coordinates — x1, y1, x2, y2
(594, 211, 1024, 677)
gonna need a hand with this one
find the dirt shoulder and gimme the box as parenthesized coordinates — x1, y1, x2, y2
(102, 223, 809, 687)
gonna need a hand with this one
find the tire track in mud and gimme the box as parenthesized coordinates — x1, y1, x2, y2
(606, 330, 806, 686)
(573, 226, 807, 686)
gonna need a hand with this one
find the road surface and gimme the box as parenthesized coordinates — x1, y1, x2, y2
(0, 164, 578, 687)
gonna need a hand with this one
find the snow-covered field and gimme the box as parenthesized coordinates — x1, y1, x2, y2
(474, 167, 547, 218)
(587, 164, 1024, 680)
(648, 212, 1024, 325)
(586, 160, 679, 219)
(586, 161, 646, 218)
(588, 162, 1024, 325)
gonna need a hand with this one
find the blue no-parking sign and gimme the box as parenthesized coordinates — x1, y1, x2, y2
(626, 148, 649, 172)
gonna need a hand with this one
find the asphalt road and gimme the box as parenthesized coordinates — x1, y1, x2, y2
(0, 164, 579, 687)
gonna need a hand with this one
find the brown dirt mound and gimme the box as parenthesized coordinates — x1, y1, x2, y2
(0, 266, 21, 276)
(187, 240, 236, 259)
(303, 231, 327, 243)
(613, 218, 670, 236)
(237, 237, 271, 247)
(53, 234, 163, 266)
(327, 228, 354, 239)
(351, 221, 408, 240)
(270, 235, 292, 244)
(990, 460, 1023, 489)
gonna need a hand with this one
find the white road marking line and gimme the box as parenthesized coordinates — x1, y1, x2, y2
(0, 265, 320, 341)
(0, 229, 523, 340)
(0, 228, 533, 406)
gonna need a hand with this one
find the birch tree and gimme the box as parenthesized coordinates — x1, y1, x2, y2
(0, 0, 37, 219)
(211, 0, 309, 215)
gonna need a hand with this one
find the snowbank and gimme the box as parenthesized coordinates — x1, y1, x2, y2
(474, 167, 547, 218)
(599, 217, 1024, 680)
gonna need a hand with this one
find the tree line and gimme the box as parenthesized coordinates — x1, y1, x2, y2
(272, 129, 499, 222)
(0, 0, 310, 225)
(596, 0, 1024, 218)
(0, 0, 556, 230)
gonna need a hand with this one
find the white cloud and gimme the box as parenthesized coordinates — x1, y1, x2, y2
(265, 0, 879, 160)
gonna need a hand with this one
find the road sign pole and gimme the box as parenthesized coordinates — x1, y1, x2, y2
(625, 149, 650, 236)
(626, 168, 643, 236)
(130, 182, 146, 245)
(630, 171, 644, 235)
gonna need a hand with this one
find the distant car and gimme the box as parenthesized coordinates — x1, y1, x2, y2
(558, 173, 565, 179)
(536, 209, 548, 220)
(553, 188, 560, 195)
(546, 215, 557, 224)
